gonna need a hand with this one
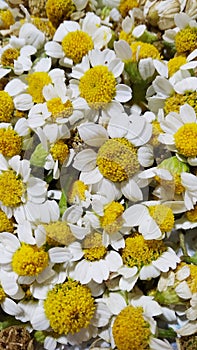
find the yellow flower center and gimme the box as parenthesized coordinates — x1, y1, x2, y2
(187, 265, 197, 293)
(0, 128, 22, 157)
(130, 41, 161, 62)
(27, 72, 52, 103)
(99, 201, 124, 234)
(148, 204, 174, 233)
(43, 221, 75, 246)
(174, 123, 197, 158)
(68, 180, 88, 204)
(112, 305, 151, 350)
(44, 280, 95, 335)
(175, 27, 197, 54)
(119, 30, 135, 45)
(0, 285, 6, 303)
(0, 209, 14, 233)
(79, 65, 116, 109)
(62, 30, 94, 64)
(0, 9, 14, 29)
(167, 56, 187, 77)
(149, 120, 163, 147)
(83, 232, 107, 261)
(0, 91, 14, 122)
(118, 0, 139, 17)
(31, 17, 56, 40)
(186, 205, 197, 222)
(12, 243, 49, 276)
(46, 0, 76, 28)
(122, 234, 167, 269)
(50, 140, 69, 165)
(1, 48, 20, 67)
(97, 138, 140, 182)
(164, 92, 197, 115)
(46, 97, 73, 119)
(0, 170, 24, 207)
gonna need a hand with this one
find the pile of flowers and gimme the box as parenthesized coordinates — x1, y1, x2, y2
(0, 0, 197, 349)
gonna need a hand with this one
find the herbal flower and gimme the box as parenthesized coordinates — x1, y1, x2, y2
(45, 12, 112, 66)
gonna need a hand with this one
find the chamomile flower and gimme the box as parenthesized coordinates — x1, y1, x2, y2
(0, 154, 47, 219)
(0, 282, 24, 318)
(147, 75, 197, 114)
(0, 229, 71, 298)
(122, 201, 175, 240)
(118, 233, 180, 292)
(158, 104, 197, 165)
(175, 204, 197, 230)
(68, 231, 122, 284)
(45, 12, 112, 67)
(70, 48, 132, 119)
(104, 291, 173, 350)
(29, 279, 111, 346)
(163, 13, 197, 55)
(72, 113, 152, 201)
(167, 49, 197, 78)
(0, 119, 30, 159)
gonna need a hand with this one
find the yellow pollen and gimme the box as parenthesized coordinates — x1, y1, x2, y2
(148, 204, 174, 233)
(164, 92, 197, 115)
(112, 305, 151, 350)
(175, 27, 197, 54)
(50, 140, 69, 165)
(82, 232, 107, 261)
(149, 120, 163, 146)
(174, 123, 197, 158)
(0, 170, 24, 207)
(187, 265, 197, 293)
(118, 0, 139, 17)
(0, 285, 6, 303)
(79, 65, 116, 110)
(130, 41, 161, 62)
(97, 138, 140, 182)
(46, 97, 73, 119)
(46, 0, 76, 28)
(62, 30, 94, 64)
(44, 280, 95, 335)
(31, 17, 56, 40)
(0, 209, 14, 233)
(122, 234, 167, 269)
(1, 48, 20, 67)
(0, 9, 14, 29)
(186, 205, 197, 222)
(0, 128, 22, 157)
(99, 201, 124, 234)
(167, 56, 187, 77)
(27, 72, 52, 103)
(119, 30, 135, 45)
(43, 221, 75, 246)
(12, 243, 49, 276)
(0, 91, 14, 122)
(68, 180, 88, 204)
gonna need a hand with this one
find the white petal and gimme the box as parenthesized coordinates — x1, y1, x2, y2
(73, 149, 97, 171)
(114, 40, 132, 60)
(78, 122, 108, 147)
(45, 41, 64, 58)
(115, 84, 132, 102)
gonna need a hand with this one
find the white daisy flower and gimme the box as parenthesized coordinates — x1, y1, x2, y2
(0, 282, 24, 318)
(28, 279, 111, 347)
(167, 49, 197, 78)
(0, 118, 31, 159)
(147, 73, 197, 114)
(70, 48, 132, 119)
(0, 154, 47, 219)
(163, 13, 197, 56)
(117, 232, 180, 292)
(158, 104, 197, 166)
(27, 78, 90, 129)
(0, 228, 72, 296)
(103, 291, 173, 349)
(68, 231, 123, 284)
(122, 201, 175, 240)
(72, 114, 152, 201)
(45, 12, 112, 67)
(175, 204, 197, 230)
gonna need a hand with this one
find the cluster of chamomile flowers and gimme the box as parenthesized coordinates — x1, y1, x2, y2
(0, 0, 197, 349)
